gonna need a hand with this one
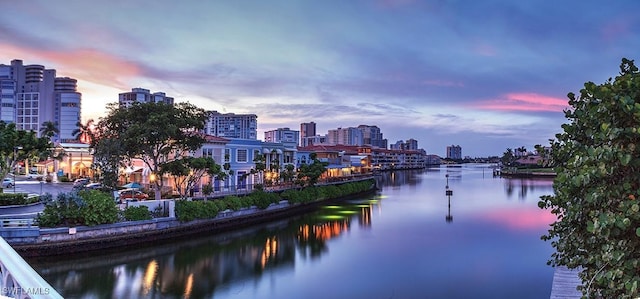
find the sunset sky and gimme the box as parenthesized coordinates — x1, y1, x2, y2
(1, 1, 639, 157)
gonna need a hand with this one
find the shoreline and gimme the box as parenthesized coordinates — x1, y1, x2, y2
(8, 190, 376, 258)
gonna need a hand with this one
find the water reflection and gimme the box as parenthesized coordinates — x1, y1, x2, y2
(504, 178, 554, 200)
(29, 165, 556, 299)
(31, 198, 378, 299)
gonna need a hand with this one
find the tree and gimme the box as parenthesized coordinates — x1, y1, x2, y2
(539, 58, 640, 298)
(39, 121, 59, 139)
(0, 121, 53, 178)
(501, 148, 515, 166)
(252, 152, 267, 186)
(97, 102, 209, 199)
(72, 119, 95, 144)
(296, 153, 328, 188)
(159, 156, 223, 198)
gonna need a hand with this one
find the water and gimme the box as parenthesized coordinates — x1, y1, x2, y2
(28, 165, 557, 299)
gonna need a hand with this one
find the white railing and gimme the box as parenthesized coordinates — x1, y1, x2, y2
(0, 219, 35, 229)
(0, 236, 62, 299)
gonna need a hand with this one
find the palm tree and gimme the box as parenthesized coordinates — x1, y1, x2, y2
(39, 121, 59, 139)
(72, 119, 95, 144)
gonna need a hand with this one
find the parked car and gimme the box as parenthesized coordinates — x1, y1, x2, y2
(26, 173, 43, 179)
(83, 183, 102, 190)
(2, 178, 14, 188)
(119, 189, 149, 201)
(73, 178, 90, 188)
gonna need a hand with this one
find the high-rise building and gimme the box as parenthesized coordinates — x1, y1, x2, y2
(301, 135, 327, 147)
(327, 127, 363, 146)
(0, 59, 81, 142)
(118, 88, 174, 107)
(300, 122, 318, 147)
(446, 145, 462, 160)
(390, 140, 405, 150)
(357, 125, 387, 149)
(204, 111, 257, 139)
(405, 138, 418, 150)
(300, 122, 316, 138)
(264, 127, 300, 145)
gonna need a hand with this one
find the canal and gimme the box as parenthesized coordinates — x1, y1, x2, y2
(28, 164, 556, 299)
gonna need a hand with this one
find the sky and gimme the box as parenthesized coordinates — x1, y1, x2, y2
(1, 0, 639, 157)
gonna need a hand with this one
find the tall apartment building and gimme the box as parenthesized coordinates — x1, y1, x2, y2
(204, 111, 257, 139)
(358, 125, 387, 149)
(327, 127, 363, 146)
(446, 145, 462, 160)
(301, 135, 327, 147)
(0, 59, 81, 142)
(118, 88, 174, 107)
(300, 122, 316, 146)
(390, 140, 405, 150)
(405, 138, 418, 150)
(264, 127, 300, 145)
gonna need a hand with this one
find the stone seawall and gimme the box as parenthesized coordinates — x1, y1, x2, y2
(9, 191, 374, 257)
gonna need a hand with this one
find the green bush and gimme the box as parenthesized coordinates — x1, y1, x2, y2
(223, 196, 243, 211)
(0, 193, 28, 206)
(35, 190, 121, 227)
(36, 192, 85, 227)
(539, 58, 640, 298)
(80, 190, 119, 226)
(124, 205, 152, 221)
(175, 200, 220, 222)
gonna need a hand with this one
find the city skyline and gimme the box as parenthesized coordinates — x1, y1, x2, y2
(1, 1, 638, 156)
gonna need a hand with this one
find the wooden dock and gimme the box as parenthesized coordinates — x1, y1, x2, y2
(550, 266, 582, 299)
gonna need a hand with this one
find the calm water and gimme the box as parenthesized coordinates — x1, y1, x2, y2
(29, 164, 557, 299)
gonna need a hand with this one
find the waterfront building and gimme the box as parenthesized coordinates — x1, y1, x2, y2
(0, 59, 81, 142)
(446, 145, 462, 160)
(219, 138, 296, 191)
(118, 88, 174, 107)
(204, 111, 257, 139)
(264, 127, 300, 145)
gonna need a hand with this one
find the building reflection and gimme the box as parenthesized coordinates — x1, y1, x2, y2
(374, 169, 425, 187)
(503, 178, 554, 200)
(31, 199, 377, 299)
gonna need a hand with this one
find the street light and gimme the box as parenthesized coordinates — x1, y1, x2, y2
(13, 146, 22, 194)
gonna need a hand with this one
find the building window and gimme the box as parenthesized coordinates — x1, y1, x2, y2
(237, 149, 248, 162)
(224, 149, 230, 162)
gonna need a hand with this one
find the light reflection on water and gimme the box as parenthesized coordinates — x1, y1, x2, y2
(29, 164, 556, 299)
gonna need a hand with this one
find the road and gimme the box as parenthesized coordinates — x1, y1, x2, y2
(1, 175, 74, 218)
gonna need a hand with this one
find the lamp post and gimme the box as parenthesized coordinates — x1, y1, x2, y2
(13, 146, 22, 193)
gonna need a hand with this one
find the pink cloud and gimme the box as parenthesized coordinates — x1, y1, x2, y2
(482, 207, 557, 230)
(473, 92, 569, 112)
(0, 43, 140, 90)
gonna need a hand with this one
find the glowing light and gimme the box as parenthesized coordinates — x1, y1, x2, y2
(184, 273, 194, 299)
(142, 260, 158, 295)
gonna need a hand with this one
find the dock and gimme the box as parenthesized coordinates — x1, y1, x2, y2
(550, 266, 582, 299)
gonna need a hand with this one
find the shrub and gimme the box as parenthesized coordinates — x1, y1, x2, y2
(175, 200, 220, 222)
(0, 193, 28, 206)
(223, 196, 243, 211)
(539, 58, 640, 298)
(36, 192, 85, 227)
(79, 190, 119, 226)
(124, 206, 152, 221)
